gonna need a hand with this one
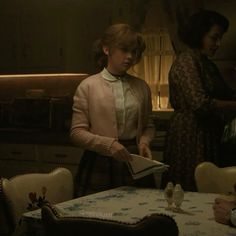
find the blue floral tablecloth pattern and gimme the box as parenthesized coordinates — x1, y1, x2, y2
(21, 186, 236, 236)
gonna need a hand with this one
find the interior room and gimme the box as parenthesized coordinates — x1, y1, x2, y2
(0, 0, 235, 175)
(0, 0, 236, 235)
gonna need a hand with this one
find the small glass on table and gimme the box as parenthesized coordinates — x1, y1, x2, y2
(173, 184, 184, 212)
(164, 182, 174, 210)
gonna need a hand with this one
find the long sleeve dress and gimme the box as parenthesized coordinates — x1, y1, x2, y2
(161, 48, 234, 191)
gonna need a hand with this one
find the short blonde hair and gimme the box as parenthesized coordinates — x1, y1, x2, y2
(93, 23, 145, 69)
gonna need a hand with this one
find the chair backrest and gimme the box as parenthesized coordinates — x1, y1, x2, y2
(41, 203, 179, 236)
(195, 162, 236, 194)
(0, 167, 73, 234)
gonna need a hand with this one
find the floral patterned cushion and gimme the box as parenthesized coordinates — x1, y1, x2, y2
(27, 186, 49, 211)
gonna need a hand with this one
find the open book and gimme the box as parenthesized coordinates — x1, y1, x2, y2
(127, 154, 169, 180)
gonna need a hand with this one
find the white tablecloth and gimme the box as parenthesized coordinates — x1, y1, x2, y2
(16, 186, 236, 236)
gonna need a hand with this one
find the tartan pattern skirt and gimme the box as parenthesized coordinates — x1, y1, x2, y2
(75, 145, 156, 197)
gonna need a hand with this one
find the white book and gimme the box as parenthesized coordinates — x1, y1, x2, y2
(127, 154, 169, 180)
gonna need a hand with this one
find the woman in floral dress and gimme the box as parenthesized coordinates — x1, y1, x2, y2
(162, 10, 236, 191)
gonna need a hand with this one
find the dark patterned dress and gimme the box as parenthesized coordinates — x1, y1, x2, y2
(161, 49, 233, 191)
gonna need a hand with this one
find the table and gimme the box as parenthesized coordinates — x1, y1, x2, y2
(15, 186, 236, 236)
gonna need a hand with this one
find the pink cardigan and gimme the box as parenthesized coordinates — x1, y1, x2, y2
(70, 72, 155, 156)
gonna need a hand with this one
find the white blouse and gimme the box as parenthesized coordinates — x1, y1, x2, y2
(101, 68, 138, 140)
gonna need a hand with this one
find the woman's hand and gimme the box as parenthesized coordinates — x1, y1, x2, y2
(213, 198, 236, 225)
(139, 143, 152, 159)
(110, 141, 132, 162)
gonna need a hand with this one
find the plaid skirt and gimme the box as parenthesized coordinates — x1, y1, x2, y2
(75, 143, 155, 197)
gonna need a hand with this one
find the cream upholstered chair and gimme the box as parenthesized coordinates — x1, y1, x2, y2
(194, 162, 236, 194)
(0, 167, 73, 235)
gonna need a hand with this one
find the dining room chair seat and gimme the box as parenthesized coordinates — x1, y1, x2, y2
(41, 203, 179, 236)
(0, 167, 73, 235)
(194, 161, 236, 194)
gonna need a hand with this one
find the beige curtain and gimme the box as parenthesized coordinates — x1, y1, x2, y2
(129, 0, 204, 111)
(129, 28, 175, 110)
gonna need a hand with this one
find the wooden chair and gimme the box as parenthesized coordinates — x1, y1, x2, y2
(41, 203, 179, 236)
(0, 167, 73, 235)
(195, 162, 236, 194)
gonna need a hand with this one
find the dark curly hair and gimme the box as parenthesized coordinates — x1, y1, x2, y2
(93, 23, 146, 69)
(178, 9, 229, 48)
